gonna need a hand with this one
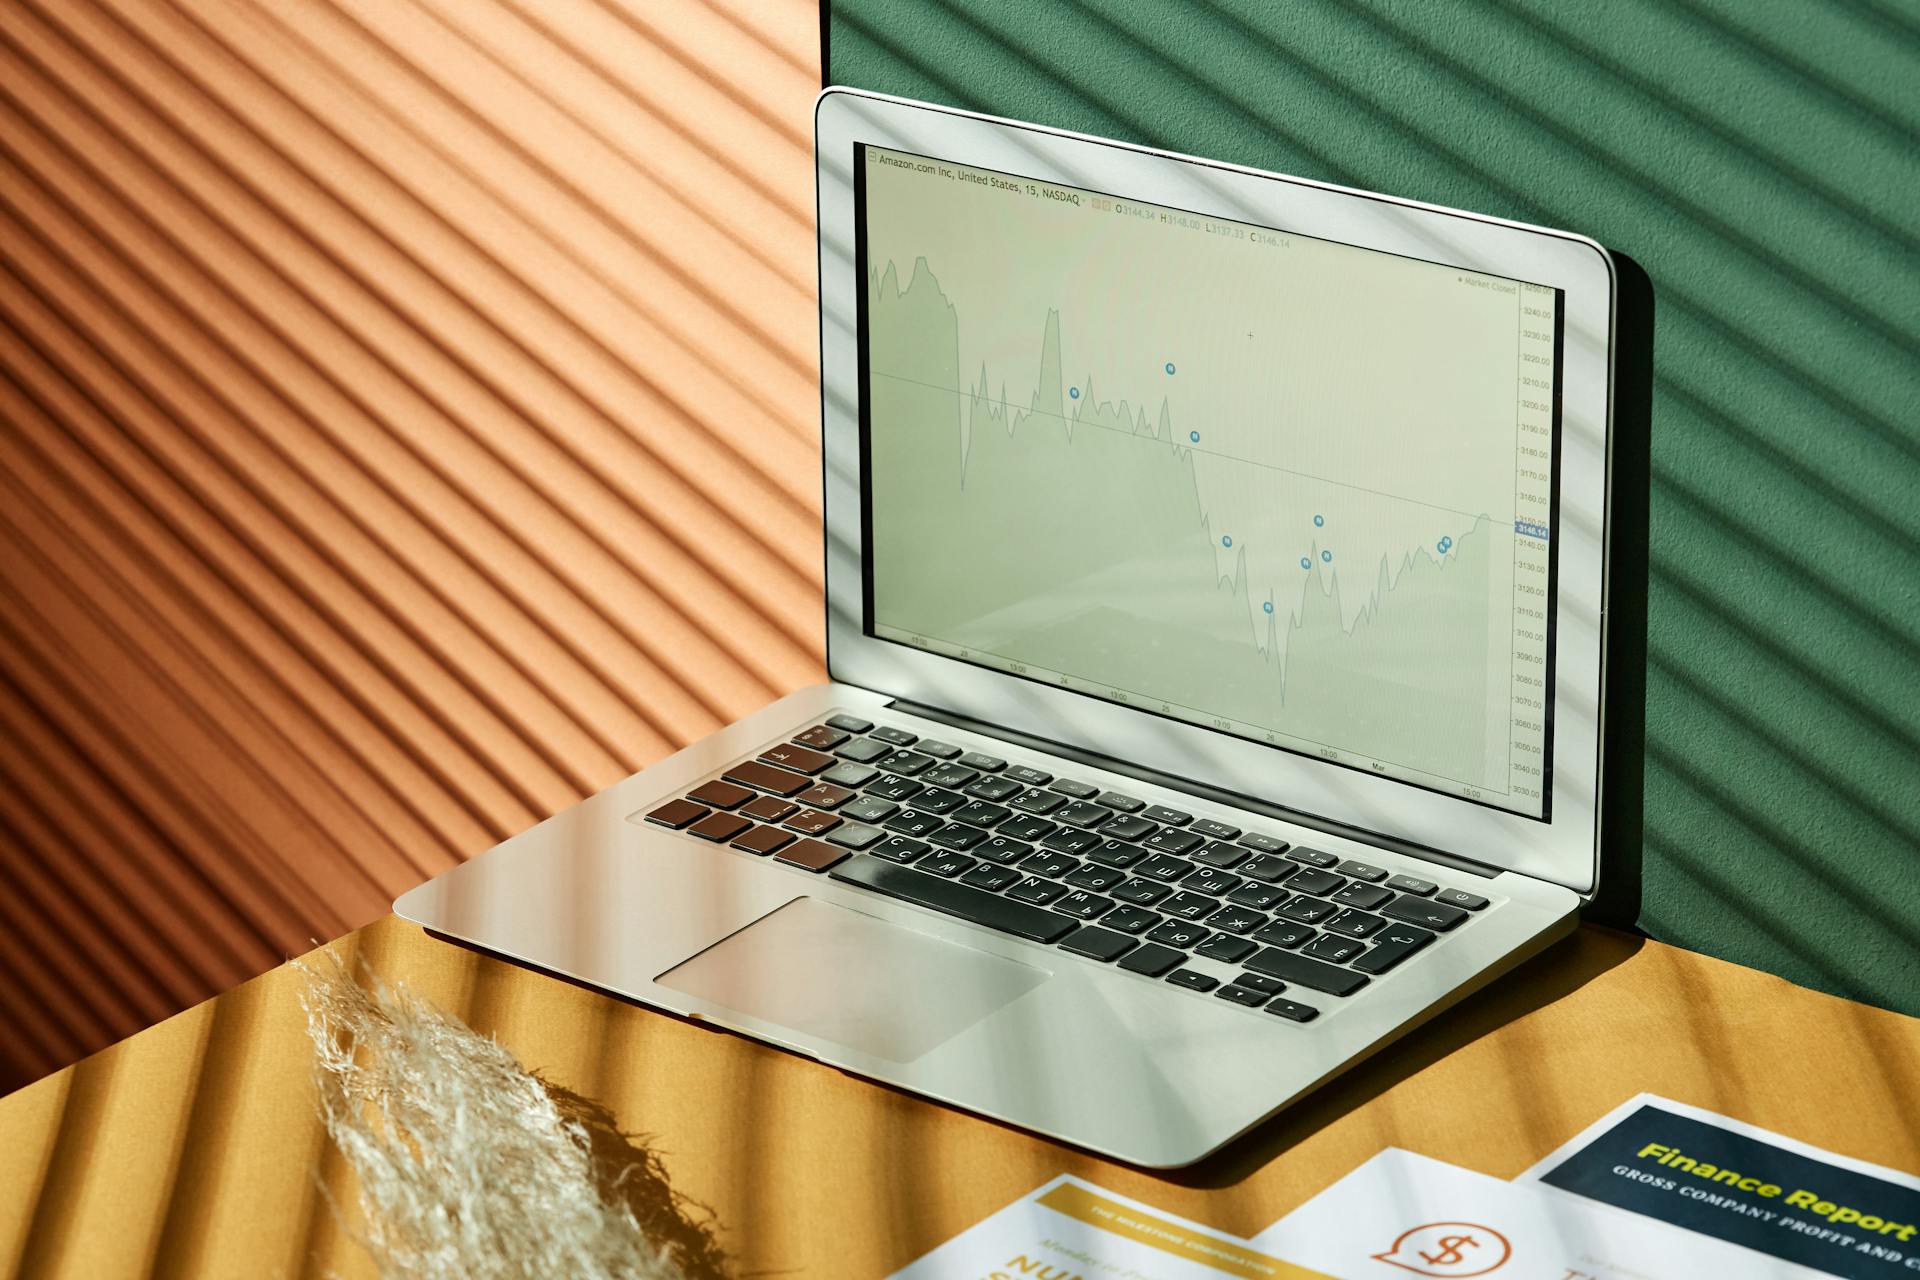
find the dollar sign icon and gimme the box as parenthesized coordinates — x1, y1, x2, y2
(1419, 1234, 1479, 1266)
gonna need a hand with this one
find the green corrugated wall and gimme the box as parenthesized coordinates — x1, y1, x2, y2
(828, 0, 1920, 1015)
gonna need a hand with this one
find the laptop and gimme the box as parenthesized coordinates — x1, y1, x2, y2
(396, 88, 1623, 1168)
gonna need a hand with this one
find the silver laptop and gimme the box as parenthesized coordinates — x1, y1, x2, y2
(396, 88, 1622, 1168)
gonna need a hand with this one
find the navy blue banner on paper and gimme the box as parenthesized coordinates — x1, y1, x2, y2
(1539, 1104, 1920, 1277)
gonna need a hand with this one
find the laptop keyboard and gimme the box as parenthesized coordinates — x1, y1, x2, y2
(641, 714, 1493, 1024)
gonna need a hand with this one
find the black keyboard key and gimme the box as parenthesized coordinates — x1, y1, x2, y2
(1054, 890, 1115, 920)
(1142, 805, 1191, 825)
(1285, 867, 1344, 896)
(1216, 984, 1269, 1007)
(1302, 934, 1365, 964)
(1145, 919, 1209, 949)
(870, 725, 918, 746)
(841, 795, 899, 824)
(1192, 841, 1249, 869)
(1195, 934, 1256, 964)
(688, 780, 755, 810)
(740, 795, 798, 822)
(644, 798, 707, 829)
(1286, 846, 1339, 868)
(1050, 778, 1100, 799)
(1006, 876, 1067, 906)
(1436, 888, 1490, 911)
(1189, 818, 1241, 841)
(777, 837, 849, 872)
(913, 786, 965, 814)
(870, 835, 929, 863)
(1102, 905, 1161, 934)
(1251, 920, 1315, 949)
(731, 824, 795, 856)
(1330, 882, 1393, 911)
(915, 739, 961, 759)
(832, 857, 1075, 942)
(1245, 948, 1370, 996)
(1057, 800, 1113, 828)
(783, 808, 841, 836)
(1233, 972, 1285, 994)
(1019, 849, 1080, 879)
(1264, 997, 1320, 1023)
(1009, 788, 1066, 815)
(878, 750, 935, 776)
(1112, 878, 1172, 906)
(866, 774, 923, 801)
(825, 713, 873, 733)
(922, 763, 980, 789)
(776, 786, 844, 814)
(950, 800, 1010, 828)
(998, 815, 1058, 841)
(964, 775, 1021, 801)
(723, 760, 811, 796)
(1166, 968, 1219, 992)
(1386, 874, 1438, 896)
(1118, 943, 1186, 977)
(1238, 854, 1297, 883)
(958, 862, 1019, 892)
(1325, 908, 1388, 939)
(927, 823, 989, 852)
(1087, 840, 1147, 869)
(1382, 895, 1469, 931)
(883, 809, 944, 838)
(974, 836, 1033, 865)
(688, 809, 748, 845)
(1004, 764, 1053, 786)
(1202, 905, 1267, 935)
(826, 822, 885, 849)
(834, 737, 891, 763)
(1141, 828, 1202, 855)
(1097, 814, 1156, 841)
(1276, 896, 1337, 924)
(1352, 925, 1436, 973)
(1184, 866, 1242, 897)
(793, 724, 849, 750)
(918, 850, 977, 878)
(1226, 881, 1289, 910)
(821, 762, 879, 789)
(1097, 790, 1144, 813)
(1161, 891, 1219, 921)
(1040, 827, 1100, 855)
(1062, 863, 1126, 892)
(957, 751, 1005, 771)
(1235, 832, 1288, 854)
(1337, 859, 1387, 882)
(1058, 925, 1136, 962)
(1136, 853, 1197, 882)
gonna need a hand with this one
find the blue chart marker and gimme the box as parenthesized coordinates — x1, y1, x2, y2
(1438, 535, 1453, 555)
(1189, 431, 1200, 443)
(1165, 362, 1177, 375)
(1313, 514, 1324, 527)
(1321, 549, 1333, 562)
(1300, 557, 1311, 570)
(1069, 386, 1080, 399)
(1263, 600, 1275, 614)
(1221, 535, 1233, 548)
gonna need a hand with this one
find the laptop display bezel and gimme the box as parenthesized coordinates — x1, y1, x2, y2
(815, 88, 1614, 895)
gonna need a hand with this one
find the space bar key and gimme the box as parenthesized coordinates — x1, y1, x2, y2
(830, 857, 1075, 943)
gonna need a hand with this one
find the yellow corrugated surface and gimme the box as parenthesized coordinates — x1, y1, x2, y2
(0, 0, 825, 1093)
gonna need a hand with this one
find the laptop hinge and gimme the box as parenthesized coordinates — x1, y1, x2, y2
(889, 698, 1504, 881)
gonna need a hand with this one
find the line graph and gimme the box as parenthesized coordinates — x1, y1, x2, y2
(866, 257, 1507, 788)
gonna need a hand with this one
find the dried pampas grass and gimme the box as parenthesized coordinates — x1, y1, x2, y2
(300, 955, 727, 1280)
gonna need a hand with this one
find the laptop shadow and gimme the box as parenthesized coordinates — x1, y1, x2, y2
(1162, 923, 1646, 1189)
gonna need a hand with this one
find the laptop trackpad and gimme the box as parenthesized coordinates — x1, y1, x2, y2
(656, 897, 1049, 1064)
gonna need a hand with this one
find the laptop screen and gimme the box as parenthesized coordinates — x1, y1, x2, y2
(852, 143, 1562, 821)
